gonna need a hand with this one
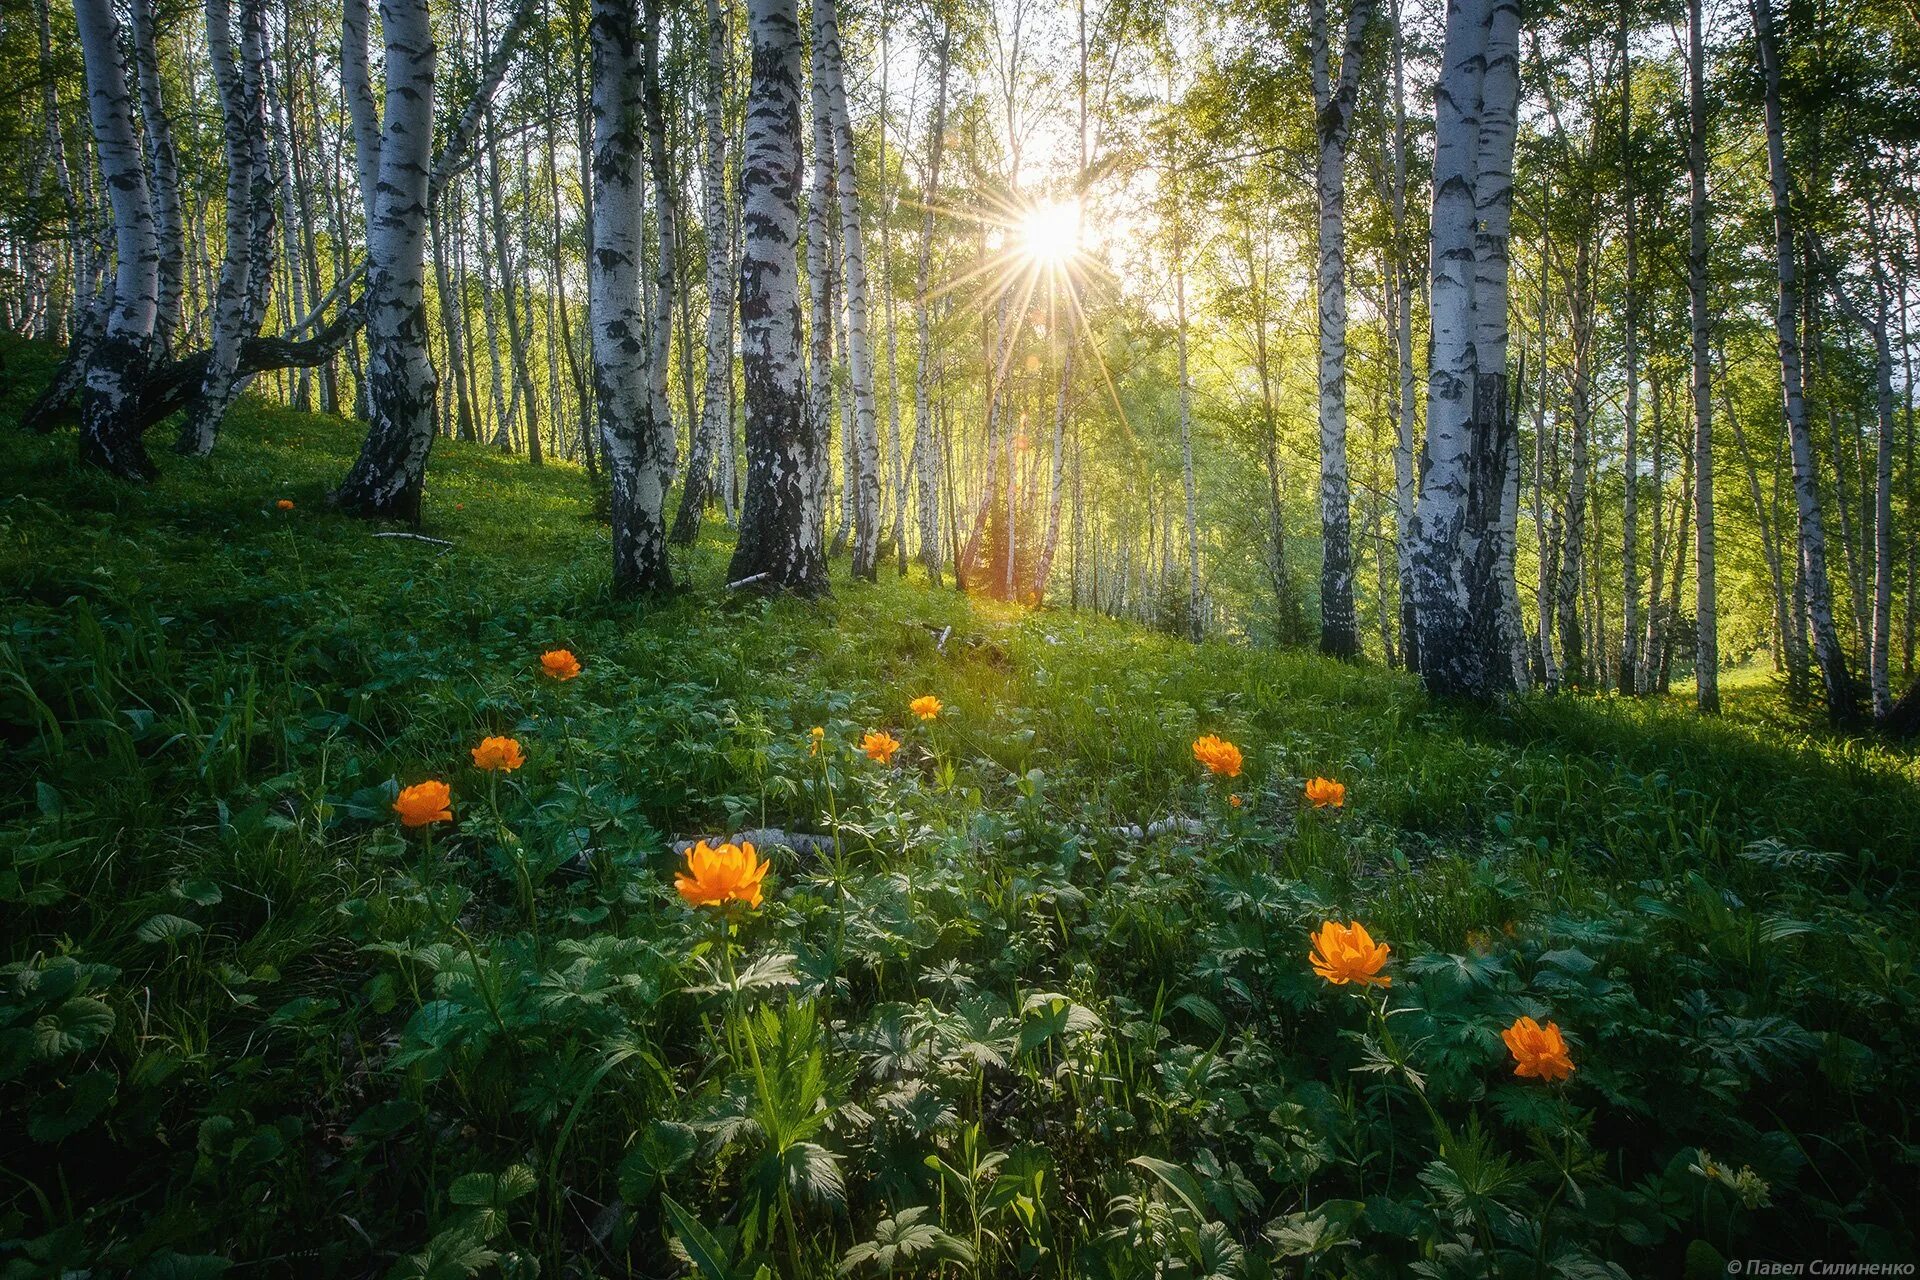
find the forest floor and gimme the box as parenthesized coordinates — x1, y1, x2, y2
(3, 332, 1918, 1279)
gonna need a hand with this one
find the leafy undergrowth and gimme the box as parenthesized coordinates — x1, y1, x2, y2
(3, 334, 1918, 1278)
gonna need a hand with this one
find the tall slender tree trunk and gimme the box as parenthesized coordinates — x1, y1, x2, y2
(1387, 0, 1419, 670)
(807, 29, 838, 555)
(1618, 5, 1641, 693)
(130, 0, 184, 358)
(1412, 0, 1519, 699)
(672, 0, 736, 545)
(817, 0, 881, 580)
(331, 0, 439, 520)
(728, 0, 827, 592)
(72, 0, 160, 479)
(1311, 0, 1374, 658)
(586, 0, 675, 593)
(1176, 218, 1200, 640)
(1474, 0, 1525, 690)
(1688, 0, 1718, 712)
(1754, 0, 1855, 720)
(912, 23, 951, 586)
(182, 0, 269, 456)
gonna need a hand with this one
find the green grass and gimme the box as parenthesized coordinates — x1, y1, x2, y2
(3, 332, 1917, 1278)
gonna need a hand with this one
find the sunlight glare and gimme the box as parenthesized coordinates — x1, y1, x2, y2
(1018, 199, 1081, 266)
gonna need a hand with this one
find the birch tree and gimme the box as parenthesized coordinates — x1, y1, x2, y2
(672, 0, 737, 545)
(728, 0, 829, 593)
(913, 22, 952, 587)
(71, 0, 160, 479)
(1687, 0, 1718, 713)
(818, 0, 883, 580)
(1311, 0, 1374, 659)
(1410, 0, 1522, 699)
(1754, 0, 1855, 721)
(587, 0, 674, 593)
(129, 0, 183, 358)
(330, 0, 439, 520)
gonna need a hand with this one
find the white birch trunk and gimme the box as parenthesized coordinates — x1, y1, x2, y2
(1311, 0, 1373, 658)
(1689, 0, 1718, 713)
(1758, 0, 1850, 725)
(1618, 10, 1641, 693)
(73, 0, 160, 479)
(130, 0, 184, 357)
(912, 24, 951, 586)
(330, 0, 439, 522)
(586, 0, 672, 592)
(672, 0, 736, 545)
(1410, 0, 1499, 697)
(817, 0, 881, 580)
(728, 0, 828, 592)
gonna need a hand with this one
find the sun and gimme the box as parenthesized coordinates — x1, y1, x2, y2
(1017, 198, 1081, 267)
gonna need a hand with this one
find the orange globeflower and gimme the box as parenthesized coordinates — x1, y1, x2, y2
(394, 780, 453, 828)
(470, 736, 526, 772)
(1502, 1016, 1575, 1082)
(809, 726, 825, 756)
(1305, 777, 1346, 809)
(1192, 735, 1243, 778)
(1228, 793, 1243, 809)
(675, 840, 769, 909)
(276, 498, 295, 511)
(540, 649, 582, 680)
(862, 731, 902, 764)
(1309, 920, 1392, 987)
(910, 695, 943, 721)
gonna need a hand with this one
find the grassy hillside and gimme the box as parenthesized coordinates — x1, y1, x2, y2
(3, 334, 1917, 1278)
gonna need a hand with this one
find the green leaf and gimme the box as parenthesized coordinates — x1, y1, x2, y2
(138, 913, 203, 945)
(35, 781, 62, 817)
(1128, 1155, 1207, 1219)
(662, 1192, 739, 1280)
(348, 1098, 424, 1139)
(33, 997, 115, 1058)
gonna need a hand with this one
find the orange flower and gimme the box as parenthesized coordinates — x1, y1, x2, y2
(1502, 1016, 1575, 1082)
(1309, 920, 1392, 987)
(910, 695, 943, 721)
(541, 649, 582, 680)
(1228, 793, 1243, 809)
(1192, 735, 1243, 778)
(276, 498, 295, 511)
(394, 780, 452, 828)
(470, 736, 526, 772)
(862, 731, 902, 764)
(675, 840, 769, 909)
(1305, 777, 1346, 809)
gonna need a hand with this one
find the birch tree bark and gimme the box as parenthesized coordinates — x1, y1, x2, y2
(1687, 0, 1719, 713)
(672, 0, 737, 545)
(1754, 0, 1854, 720)
(73, 0, 160, 479)
(129, 0, 184, 358)
(1617, 6, 1641, 693)
(807, 30, 838, 551)
(1821, 234, 1899, 719)
(585, 0, 672, 592)
(182, 0, 273, 456)
(728, 0, 828, 593)
(1387, 0, 1419, 671)
(1473, 0, 1525, 690)
(330, 0, 440, 521)
(1311, 0, 1374, 659)
(817, 0, 882, 580)
(913, 23, 951, 587)
(1411, 0, 1520, 699)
